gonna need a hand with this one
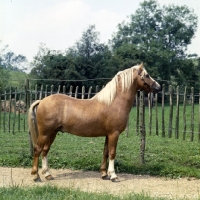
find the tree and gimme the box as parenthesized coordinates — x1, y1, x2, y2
(30, 44, 75, 88)
(0, 42, 28, 90)
(30, 26, 114, 91)
(111, 0, 198, 86)
(72, 25, 113, 83)
(0, 43, 27, 71)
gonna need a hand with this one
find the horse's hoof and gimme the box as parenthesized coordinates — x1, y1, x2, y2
(101, 175, 110, 180)
(33, 176, 42, 182)
(45, 175, 54, 181)
(111, 177, 120, 182)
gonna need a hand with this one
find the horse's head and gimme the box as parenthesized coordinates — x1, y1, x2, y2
(136, 63, 161, 94)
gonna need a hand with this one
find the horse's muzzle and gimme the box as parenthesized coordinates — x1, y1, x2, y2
(152, 84, 162, 94)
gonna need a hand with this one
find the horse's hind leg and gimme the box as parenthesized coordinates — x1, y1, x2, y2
(41, 132, 57, 180)
(100, 136, 109, 179)
(31, 136, 46, 182)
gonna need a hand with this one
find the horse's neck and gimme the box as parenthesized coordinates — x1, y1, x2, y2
(114, 84, 137, 112)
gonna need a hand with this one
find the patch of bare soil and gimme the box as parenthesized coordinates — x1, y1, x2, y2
(0, 167, 200, 199)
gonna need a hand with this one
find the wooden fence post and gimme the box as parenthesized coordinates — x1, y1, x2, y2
(155, 93, 158, 135)
(12, 87, 17, 134)
(8, 86, 12, 133)
(18, 88, 22, 132)
(39, 85, 43, 100)
(168, 85, 173, 138)
(69, 86, 73, 97)
(25, 79, 30, 110)
(95, 85, 99, 93)
(190, 87, 194, 142)
(175, 86, 180, 139)
(3, 89, 6, 132)
(140, 91, 145, 164)
(50, 85, 54, 95)
(183, 86, 187, 140)
(35, 84, 38, 100)
(162, 84, 165, 137)
(57, 85, 61, 93)
(148, 92, 152, 135)
(45, 85, 48, 97)
(87, 86, 92, 99)
(75, 86, 79, 98)
(63, 85, 66, 94)
(82, 86, 85, 99)
(136, 93, 139, 135)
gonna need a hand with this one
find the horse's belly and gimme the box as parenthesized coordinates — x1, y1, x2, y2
(61, 115, 126, 137)
(64, 124, 107, 137)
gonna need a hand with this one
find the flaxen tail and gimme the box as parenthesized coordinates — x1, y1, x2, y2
(28, 100, 41, 146)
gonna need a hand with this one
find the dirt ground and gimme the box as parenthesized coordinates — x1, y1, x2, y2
(0, 167, 200, 199)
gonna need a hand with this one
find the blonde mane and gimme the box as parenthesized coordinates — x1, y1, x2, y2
(93, 64, 142, 105)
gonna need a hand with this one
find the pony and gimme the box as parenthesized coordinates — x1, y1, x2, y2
(28, 63, 161, 182)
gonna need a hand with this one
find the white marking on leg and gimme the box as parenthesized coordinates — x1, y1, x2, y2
(108, 159, 117, 180)
(42, 156, 51, 177)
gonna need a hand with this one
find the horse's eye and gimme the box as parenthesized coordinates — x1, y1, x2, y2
(145, 74, 150, 78)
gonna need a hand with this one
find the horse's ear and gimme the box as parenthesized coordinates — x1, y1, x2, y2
(138, 62, 144, 75)
(139, 62, 144, 70)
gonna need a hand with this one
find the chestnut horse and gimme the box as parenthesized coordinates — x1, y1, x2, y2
(28, 63, 161, 182)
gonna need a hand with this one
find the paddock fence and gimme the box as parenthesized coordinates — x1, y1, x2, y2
(0, 79, 200, 161)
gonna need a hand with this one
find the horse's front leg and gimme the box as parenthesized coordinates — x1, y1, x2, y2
(100, 136, 109, 179)
(107, 131, 120, 182)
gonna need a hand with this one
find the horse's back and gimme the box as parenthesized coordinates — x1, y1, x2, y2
(36, 94, 108, 136)
(37, 93, 95, 120)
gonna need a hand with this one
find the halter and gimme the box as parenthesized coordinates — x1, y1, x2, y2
(137, 70, 156, 90)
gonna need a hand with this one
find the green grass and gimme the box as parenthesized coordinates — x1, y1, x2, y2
(0, 185, 169, 200)
(0, 105, 200, 178)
